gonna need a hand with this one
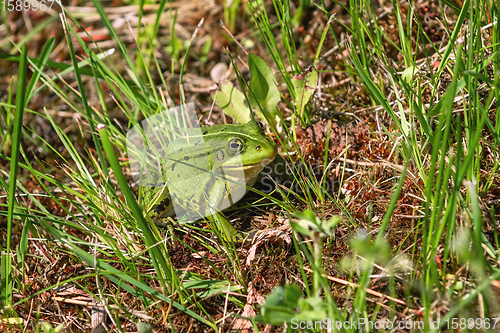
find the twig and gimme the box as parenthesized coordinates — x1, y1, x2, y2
(302, 266, 410, 307)
(52, 296, 153, 321)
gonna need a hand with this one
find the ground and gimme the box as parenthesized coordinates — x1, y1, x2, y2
(1, 0, 500, 332)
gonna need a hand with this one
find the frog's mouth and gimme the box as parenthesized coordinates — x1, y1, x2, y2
(220, 159, 273, 175)
(243, 152, 277, 170)
(219, 149, 277, 173)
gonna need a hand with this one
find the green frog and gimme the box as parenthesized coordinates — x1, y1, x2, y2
(141, 120, 278, 242)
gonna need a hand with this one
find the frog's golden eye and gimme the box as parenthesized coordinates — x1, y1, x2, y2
(227, 138, 245, 155)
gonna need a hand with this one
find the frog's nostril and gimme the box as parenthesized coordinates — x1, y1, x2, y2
(256, 145, 261, 150)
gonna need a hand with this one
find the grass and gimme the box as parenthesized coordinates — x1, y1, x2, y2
(1, 0, 500, 332)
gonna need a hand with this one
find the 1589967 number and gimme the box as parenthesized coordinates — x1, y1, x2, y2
(2, 0, 56, 11)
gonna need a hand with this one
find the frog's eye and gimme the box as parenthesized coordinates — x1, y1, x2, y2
(227, 138, 245, 155)
(256, 121, 265, 131)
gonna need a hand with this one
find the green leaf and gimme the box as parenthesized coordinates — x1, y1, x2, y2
(296, 296, 328, 321)
(17, 219, 30, 266)
(137, 322, 153, 333)
(349, 231, 392, 265)
(40, 322, 53, 333)
(291, 66, 318, 118)
(284, 284, 302, 307)
(248, 53, 280, 126)
(293, 210, 339, 238)
(401, 65, 417, 85)
(290, 220, 311, 237)
(256, 284, 332, 325)
(54, 323, 65, 333)
(213, 80, 251, 123)
(256, 285, 301, 325)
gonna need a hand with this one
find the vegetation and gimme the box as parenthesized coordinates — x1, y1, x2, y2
(1, 0, 499, 332)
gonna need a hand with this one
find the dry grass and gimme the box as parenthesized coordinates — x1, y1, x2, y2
(1, 0, 499, 331)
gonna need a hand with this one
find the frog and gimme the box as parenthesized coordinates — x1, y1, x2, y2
(140, 120, 278, 242)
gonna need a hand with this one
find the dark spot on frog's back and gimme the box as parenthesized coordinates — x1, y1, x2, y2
(203, 131, 208, 135)
(216, 149, 225, 161)
(154, 197, 171, 214)
(171, 163, 176, 171)
(184, 156, 190, 161)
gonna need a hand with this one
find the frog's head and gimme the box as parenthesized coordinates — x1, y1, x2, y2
(238, 121, 278, 167)
(205, 121, 278, 172)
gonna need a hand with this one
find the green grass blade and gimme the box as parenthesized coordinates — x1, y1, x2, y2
(98, 125, 182, 298)
(24, 37, 55, 105)
(433, 0, 469, 87)
(4, 43, 28, 310)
